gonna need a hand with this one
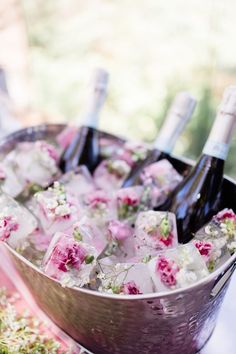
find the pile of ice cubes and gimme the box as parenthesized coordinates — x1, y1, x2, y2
(0, 138, 235, 295)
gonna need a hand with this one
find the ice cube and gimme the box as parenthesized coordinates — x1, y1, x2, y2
(192, 208, 235, 271)
(97, 258, 154, 294)
(99, 137, 124, 159)
(0, 160, 25, 197)
(148, 244, 209, 292)
(140, 159, 183, 207)
(192, 239, 230, 273)
(105, 220, 136, 261)
(82, 189, 117, 227)
(59, 166, 96, 199)
(0, 192, 37, 249)
(19, 227, 52, 266)
(28, 181, 80, 236)
(5, 141, 61, 188)
(65, 216, 107, 254)
(29, 227, 52, 252)
(215, 209, 236, 253)
(93, 159, 131, 191)
(134, 210, 178, 258)
(114, 141, 150, 167)
(116, 186, 146, 223)
(42, 232, 98, 287)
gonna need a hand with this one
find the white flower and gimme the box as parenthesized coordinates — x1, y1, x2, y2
(55, 204, 71, 216)
(178, 248, 194, 268)
(111, 159, 130, 175)
(45, 198, 58, 210)
(176, 269, 197, 287)
(228, 241, 236, 252)
(97, 272, 106, 280)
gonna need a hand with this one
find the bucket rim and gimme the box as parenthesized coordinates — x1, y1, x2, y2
(5, 243, 236, 301)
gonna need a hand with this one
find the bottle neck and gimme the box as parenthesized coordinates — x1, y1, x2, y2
(203, 112, 236, 160)
(83, 95, 104, 128)
(154, 111, 188, 154)
(83, 111, 99, 129)
(83, 80, 108, 129)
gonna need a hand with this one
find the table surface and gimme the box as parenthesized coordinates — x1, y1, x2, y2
(201, 272, 236, 354)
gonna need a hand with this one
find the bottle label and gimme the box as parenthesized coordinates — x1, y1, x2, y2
(203, 140, 229, 160)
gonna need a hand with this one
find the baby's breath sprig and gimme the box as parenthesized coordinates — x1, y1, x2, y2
(0, 288, 61, 354)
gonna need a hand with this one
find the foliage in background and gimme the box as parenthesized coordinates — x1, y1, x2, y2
(20, 0, 236, 177)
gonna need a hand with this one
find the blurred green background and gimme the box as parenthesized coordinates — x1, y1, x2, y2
(1, 0, 236, 177)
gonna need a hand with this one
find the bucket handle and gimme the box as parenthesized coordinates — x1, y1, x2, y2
(210, 260, 236, 298)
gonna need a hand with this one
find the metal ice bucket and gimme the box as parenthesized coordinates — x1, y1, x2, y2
(2, 124, 236, 354)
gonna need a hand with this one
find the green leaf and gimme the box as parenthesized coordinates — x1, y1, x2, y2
(85, 255, 94, 264)
(73, 228, 83, 241)
(160, 217, 170, 238)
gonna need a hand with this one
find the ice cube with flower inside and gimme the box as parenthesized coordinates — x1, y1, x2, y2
(0, 160, 26, 198)
(99, 137, 124, 160)
(29, 181, 80, 236)
(96, 257, 154, 294)
(114, 141, 150, 167)
(82, 189, 117, 227)
(116, 186, 146, 223)
(140, 159, 183, 208)
(213, 209, 236, 253)
(42, 232, 98, 287)
(134, 210, 178, 259)
(93, 159, 131, 191)
(105, 220, 136, 262)
(148, 244, 209, 292)
(4, 141, 61, 189)
(59, 166, 96, 200)
(65, 216, 107, 254)
(0, 192, 37, 249)
(192, 208, 235, 271)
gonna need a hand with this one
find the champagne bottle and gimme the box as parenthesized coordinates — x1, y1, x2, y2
(60, 68, 109, 173)
(122, 92, 196, 187)
(159, 87, 236, 243)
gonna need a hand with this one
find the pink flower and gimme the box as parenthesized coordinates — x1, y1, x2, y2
(215, 209, 236, 222)
(0, 216, 19, 241)
(141, 161, 166, 185)
(160, 232, 173, 247)
(117, 143, 147, 167)
(85, 190, 110, 209)
(116, 150, 134, 167)
(51, 238, 87, 272)
(108, 220, 133, 241)
(156, 256, 179, 287)
(117, 189, 140, 206)
(36, 141, 59, 162)
(122, 281, 142, 295)
(194, 240, 213, 260)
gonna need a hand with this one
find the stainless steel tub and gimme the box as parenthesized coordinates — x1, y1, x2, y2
(2, 124, 236, 354)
